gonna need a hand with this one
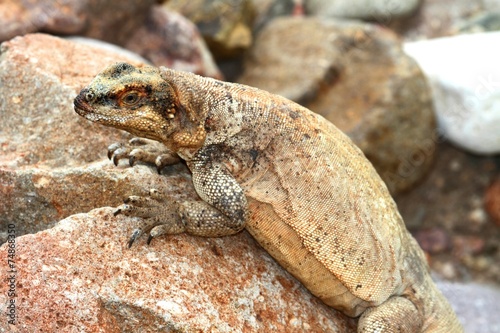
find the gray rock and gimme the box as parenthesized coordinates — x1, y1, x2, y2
(437, 281, 500, 333)
(250, 0, 296, 32)
(458, 11, 500, 33)
(305, 0, 421, 22)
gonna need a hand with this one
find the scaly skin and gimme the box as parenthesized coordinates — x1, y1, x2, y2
(74, 62, 463, 332)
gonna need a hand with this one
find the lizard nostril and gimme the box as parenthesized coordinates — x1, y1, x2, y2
(85, 90, 96, 103)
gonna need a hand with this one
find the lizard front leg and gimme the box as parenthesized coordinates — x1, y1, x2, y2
(116, 145, 249, 246)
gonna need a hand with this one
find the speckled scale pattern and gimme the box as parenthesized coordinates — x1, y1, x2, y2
(74, 63, 463, 332)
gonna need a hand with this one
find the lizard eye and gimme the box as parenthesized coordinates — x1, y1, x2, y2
(120, 91, 141, 106)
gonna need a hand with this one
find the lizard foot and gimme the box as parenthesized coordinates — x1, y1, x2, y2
(108, 138, 181, 173)
(114, 189, 184, 247)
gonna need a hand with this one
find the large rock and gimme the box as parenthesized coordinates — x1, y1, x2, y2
(0, 33, 145, 171)
(404, 32, 500, 155)
(239, 17, 436, 194)
(0, 207, 355, 332)
(164, 0, 255, 59)
(0, 0, 155, 45)
(125, 6, 223, 79)
(0, 33, 148, 235)
(0, 162, 193, 241)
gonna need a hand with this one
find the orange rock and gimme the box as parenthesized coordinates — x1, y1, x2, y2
(0, 208, 355, 332)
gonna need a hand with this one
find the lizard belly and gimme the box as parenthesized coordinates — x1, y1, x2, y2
(245, 198, 373, 317)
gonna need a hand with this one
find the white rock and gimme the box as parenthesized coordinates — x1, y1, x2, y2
(305, 0, 421, 21)
(404, 32, 500, 155)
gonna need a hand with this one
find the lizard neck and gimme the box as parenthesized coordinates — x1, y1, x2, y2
(168, 70, 249, 147)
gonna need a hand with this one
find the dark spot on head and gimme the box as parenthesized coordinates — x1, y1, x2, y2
(106, 91, 117, 100)
(289, 110, 300, 119)
(145, 85, 153, 94)
(249, 149, 258, 162)
(110, 63, 135, 78)
(355, 284, 362, 290)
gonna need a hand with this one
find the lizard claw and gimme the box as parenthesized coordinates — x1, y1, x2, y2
(128, 228, 143, 248)
(108, 145, 130, 166)
(107, 142, 124, 160)
(147, 234, 154, 245)
(129, 155, 137, 167)
(112, 154, 120, 166)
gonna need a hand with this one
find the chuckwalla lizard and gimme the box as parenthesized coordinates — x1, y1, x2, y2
(74, 62, 463, 332)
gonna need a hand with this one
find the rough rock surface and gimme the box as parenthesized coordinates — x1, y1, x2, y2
(0, 0, 155, 45)
(305, 0, 421, 21)
(404, 32, 500, 155)
(0, 33, 145, 171)
(125, 6, 223, 79)
(239, 17, 436, 194)
(164, 0, 255, 59)
(0, 162, 191, 241)
(0, 206, 356, 332)
(0, 33, 150, 237)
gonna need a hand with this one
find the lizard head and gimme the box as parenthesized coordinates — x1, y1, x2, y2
(74, 62, 205, 150)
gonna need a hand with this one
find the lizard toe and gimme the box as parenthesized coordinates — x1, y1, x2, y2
(110, 146, 132, 166)
(127, 228, 143, 248)
(107, 142, 125, 160)
(155, 154, 182, 173)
